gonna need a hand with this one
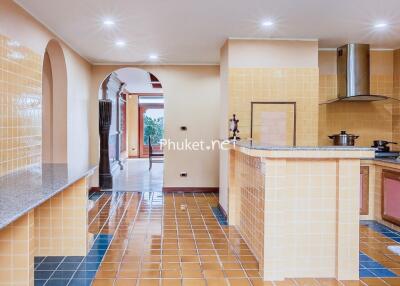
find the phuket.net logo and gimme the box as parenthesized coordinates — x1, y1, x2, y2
(160, 139, 231, 151)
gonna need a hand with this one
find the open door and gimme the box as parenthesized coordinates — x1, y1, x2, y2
(139, 98, 164, 157)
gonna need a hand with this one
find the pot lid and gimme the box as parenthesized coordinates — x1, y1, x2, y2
(331, 131, 358, 137)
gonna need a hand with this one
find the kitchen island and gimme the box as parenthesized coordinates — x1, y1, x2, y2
(228, 141, 374, 281)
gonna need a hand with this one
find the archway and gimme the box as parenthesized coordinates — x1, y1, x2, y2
(98, 67, 164, 190)
(42, 39, 67, 163)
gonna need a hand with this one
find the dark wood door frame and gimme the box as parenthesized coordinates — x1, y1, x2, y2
(139, 103, 164, 158)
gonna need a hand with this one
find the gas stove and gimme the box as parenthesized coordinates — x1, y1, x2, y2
(375, 151, 400, 158)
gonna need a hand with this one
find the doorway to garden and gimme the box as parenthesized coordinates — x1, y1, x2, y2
(98, 67, 164, 191)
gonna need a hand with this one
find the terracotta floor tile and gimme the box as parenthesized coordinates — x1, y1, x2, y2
(361, 278, 388, 286)
(203, 270, 225, 278)
(316, 278, 343, 286)
(182, 279, 206, 286)
(181, 269, 203, 278)
(273, 279, 296, 286)
(161, 279, 181, 286)
(114, 279, 138, 286)
(224, 269, 247, 278)
(96, 270, 118, 279)
(292, 278, 319, 286)
(138, 279, 161, 286)
(340, 281, 366, 286)
(383, 278, 400, 286)
(206, 278, 229, 286)
(228, 278, 252, 286)
(162, 270, 181, 279)
(92, 279, 116, 286)
(118, 270, 140, 278)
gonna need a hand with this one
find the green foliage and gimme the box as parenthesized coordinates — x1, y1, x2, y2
(144, 115, 164, 145)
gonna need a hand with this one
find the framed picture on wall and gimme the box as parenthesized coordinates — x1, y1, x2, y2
(250, 102, 296, 147)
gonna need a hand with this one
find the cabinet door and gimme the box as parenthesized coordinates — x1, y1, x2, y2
(360, 166, 369, 215)
(382, 170, 400, 226)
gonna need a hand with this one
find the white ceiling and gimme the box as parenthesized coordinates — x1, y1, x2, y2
(16, 0, 400, 64)
(115, 68, 163, 93)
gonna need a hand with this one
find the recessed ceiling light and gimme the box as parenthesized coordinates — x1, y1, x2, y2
(103, 19, 115, 26)
(262, 21, 274, 27)
(115, 40, 126, 47)
(374, 22, 388, 28)
(149, 54, 159, 60)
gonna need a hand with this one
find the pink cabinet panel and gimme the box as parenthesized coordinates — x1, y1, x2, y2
(382, 170, 400, 226)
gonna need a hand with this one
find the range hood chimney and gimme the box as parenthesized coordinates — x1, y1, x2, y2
(325, 43, 388, 103)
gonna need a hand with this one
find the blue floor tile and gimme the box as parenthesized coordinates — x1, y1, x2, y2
(83, 256, 103, 263)
(35, 271, 54, 279)
(369, 268, 397, 277)
(68, 279, 93, 286)
(63, 257, 84, 263)
(77, 262, 101, 271)
(43, 257, 65, 263)
(44, 279, 70, 286)
(360, 261, 385, 268)
(37, 263, 60, 271)
(72, 270, 97, 279)
(360, 269, 376, 278)
(88, 249, 106, 256)
(50, 270, 75, 279)
(35, 257, 46, 264)
(57, 263, 80, 271)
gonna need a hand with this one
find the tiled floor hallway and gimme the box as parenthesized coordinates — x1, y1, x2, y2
(35, 191, 400, 286)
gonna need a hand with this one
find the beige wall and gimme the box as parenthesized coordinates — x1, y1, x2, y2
(219, 39, 319, 211)
(126, 94, 139, 157)
(318, 50, 394, 147)
(91, 65, 220, 188)
(393, 49, 400, 148)
(0, 0, 92, 174)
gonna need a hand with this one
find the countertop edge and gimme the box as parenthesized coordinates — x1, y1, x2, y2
(0, 165, 98, 230)
(230, 141, 375, 151)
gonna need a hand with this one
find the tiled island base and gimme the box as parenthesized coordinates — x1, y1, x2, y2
(0, 178, 88, 286)
(228, 144, 374, 281)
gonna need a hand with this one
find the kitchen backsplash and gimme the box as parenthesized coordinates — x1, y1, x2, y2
(319, 50, 399, 148)
(0, 34, 42, 176)
(229, 67, 319, 146)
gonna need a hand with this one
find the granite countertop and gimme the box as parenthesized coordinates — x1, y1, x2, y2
(232, 140, 375, 151)
(0, 164, 97, 230)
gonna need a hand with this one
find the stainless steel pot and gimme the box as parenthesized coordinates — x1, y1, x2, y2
(328, 131, 359, 146)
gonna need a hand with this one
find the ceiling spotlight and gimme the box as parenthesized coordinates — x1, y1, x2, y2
(262, 21, 274, 27)
(115, 40, 126, 47)
(374, 22, 388, 28)
(103, 19, 115, 26)
(149, 54, 159, 60)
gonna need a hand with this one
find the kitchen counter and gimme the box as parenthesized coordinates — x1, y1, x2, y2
(228, 143, 372, 281)
(0, 163, 96, 230)
(231, 140, 375, 158)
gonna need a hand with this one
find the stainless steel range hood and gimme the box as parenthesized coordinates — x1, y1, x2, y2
(324, 43, 389, 103)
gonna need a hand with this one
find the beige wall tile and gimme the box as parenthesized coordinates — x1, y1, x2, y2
(34, 178, 89, 256)
(0, 34, 42, 176)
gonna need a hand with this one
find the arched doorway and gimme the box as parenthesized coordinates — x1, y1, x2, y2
(42, 39, 67, 164)
(98, 67, 164, 190)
